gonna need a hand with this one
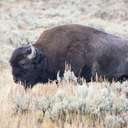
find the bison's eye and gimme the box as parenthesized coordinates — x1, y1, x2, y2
(27, 48, 31, 54)
(22, 47, 31, 55)
(26, 47, 31, 54)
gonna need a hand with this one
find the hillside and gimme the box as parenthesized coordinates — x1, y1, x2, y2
(1, 0, 128, 64)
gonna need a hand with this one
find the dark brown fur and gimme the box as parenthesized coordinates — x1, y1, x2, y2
(35, 24, 128, 81)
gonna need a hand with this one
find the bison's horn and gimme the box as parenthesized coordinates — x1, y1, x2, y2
(27, 43, 36, 59)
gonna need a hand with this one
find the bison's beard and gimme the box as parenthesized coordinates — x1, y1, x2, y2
(10, 47, 49, 88)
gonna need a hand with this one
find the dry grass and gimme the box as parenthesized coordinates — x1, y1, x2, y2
(0, 65, 127, 128)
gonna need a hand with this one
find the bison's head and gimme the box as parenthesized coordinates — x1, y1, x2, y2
(10, 44, 48, 88)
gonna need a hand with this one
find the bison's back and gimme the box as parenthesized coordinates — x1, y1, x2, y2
(35, 25, 96, 74)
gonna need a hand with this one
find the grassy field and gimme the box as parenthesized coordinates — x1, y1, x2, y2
(0, 0, 128, 127)
(0, 66, 127, 128)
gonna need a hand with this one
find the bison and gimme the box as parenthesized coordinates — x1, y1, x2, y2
(10, 24, 128, 88)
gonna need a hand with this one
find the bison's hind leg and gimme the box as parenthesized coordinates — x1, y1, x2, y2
(80, 65, 92, 82)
